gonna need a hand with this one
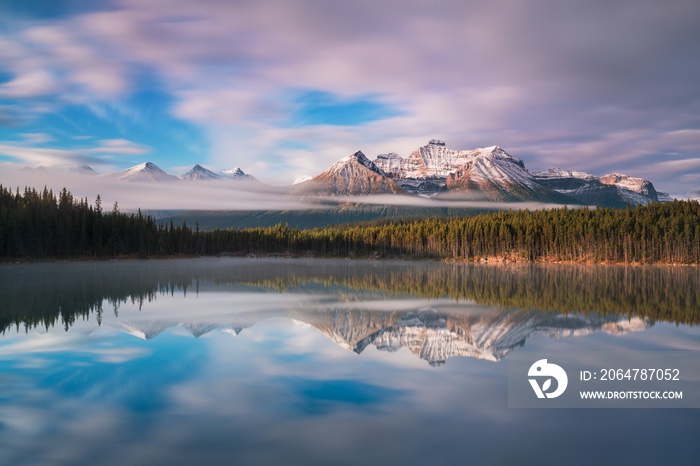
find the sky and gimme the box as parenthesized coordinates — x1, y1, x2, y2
(0, 0, 699, 196)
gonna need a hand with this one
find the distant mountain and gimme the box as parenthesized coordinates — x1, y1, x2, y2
(292, 150, 404, 196)
(181, 165, 258, 182)
(220, 167, 256, 181)
(181, 164, 222, 181)
(533, 168, 659, 208)
(107, 162, 180, 182)
(24, 164, 98, 175)
(27, 140, 665, 209)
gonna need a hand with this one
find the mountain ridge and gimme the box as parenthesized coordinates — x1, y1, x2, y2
(28, 141, 667, 207)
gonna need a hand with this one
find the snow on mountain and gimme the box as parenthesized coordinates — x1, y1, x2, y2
(180, 165, 257, 182)
(293, 176, 313, 185)
(181, 164, 222, 181)
(220, 167, 257, 181)
(533, 169, 659, 207)
(292, 150, 405, 195)
(104, 306, 652, 366)
(443, 146, 573, 202)
(532, 168, 598, 182)
(179, 322, 222, 338)
(107, 162, 179, 182)
(301, 308, 651, 366)
(600, 173, 658, 202)
(113, 321, 174, 340)
(373, 141, 573, 202)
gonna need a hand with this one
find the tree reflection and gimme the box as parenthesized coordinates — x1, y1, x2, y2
(0, 259, 697, 337)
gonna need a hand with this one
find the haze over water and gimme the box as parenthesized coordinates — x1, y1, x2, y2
(1, 258, 698, 465)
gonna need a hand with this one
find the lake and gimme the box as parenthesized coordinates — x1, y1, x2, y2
(1, 258, 699, 466)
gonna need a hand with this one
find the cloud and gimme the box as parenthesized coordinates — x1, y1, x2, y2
(0, 0, 698, 193)
(1, 166, 329, 211)
(330, 194, 585, 211)
(0, 70, 57, 98)
(21, 132, 54, 144)
(0, 139, 150, 167)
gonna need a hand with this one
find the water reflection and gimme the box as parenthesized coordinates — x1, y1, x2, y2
(1, 258, 697, 364)
(0, 259, 699, 466)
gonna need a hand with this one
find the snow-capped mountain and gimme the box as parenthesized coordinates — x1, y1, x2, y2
(220, 167, 257, 181)
(25, 139, 666, 208)
(109, 307, 650, 366)
(441, 146, 574, 202)
(533, 168, 659, 207)
(300, 308, 651, 366)
(600, 173, 658, 203)
(292, 150, 405, 195)
(181, 164, 222, 181)
(303, 140, 575, 202)
(107, 162, 180, 182)
(291, 139, 662, 206)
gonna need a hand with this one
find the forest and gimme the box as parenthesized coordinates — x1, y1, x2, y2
(1, 184, 699, 264)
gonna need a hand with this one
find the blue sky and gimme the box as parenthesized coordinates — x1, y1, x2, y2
(0, 0, 699, 193)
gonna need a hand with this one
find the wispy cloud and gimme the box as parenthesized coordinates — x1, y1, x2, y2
(2, 167, 329, 211)
(0, 0, 698, 192)
(0, 139, 149, 167)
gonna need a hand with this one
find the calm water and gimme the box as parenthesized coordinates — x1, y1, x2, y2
(0, 258, 698, 466)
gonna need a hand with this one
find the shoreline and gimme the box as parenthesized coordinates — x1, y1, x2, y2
(2, 252, 698, 267)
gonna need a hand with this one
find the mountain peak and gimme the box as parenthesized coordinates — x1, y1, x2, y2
(534, 169, 659, 207)
(601, 172, 658, 200)
(291, 150, 403, 196)
(222, 167, 244, 176)
(182, 164, 221, 180)
(532, 168, 597, 180)
(109, 162, 179, 182)
(428, 139, 446, 146)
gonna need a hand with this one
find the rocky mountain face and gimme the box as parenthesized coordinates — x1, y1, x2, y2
(300, 140, 660, 206)
(533, 168, 659, 208)
(291, 151, 405, 196)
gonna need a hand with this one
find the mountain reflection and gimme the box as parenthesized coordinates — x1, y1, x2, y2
(0, 258, 696, 363)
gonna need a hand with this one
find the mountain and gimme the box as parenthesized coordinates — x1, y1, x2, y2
(220, 167, 256, 181)
(291, 139, 660, 206)
(295, 307, 651, 365)
(441, 146, 575, 202)
(107, 162, 180, 182)
(292, 150, 405, 196)
(293, 142, 571, 201)
(25, 164, 98, 175)
(107, 307, 651, 365)
(600, 173, 659, 203)
(181, 164, 222, 181)
(533, 168, 659, 207)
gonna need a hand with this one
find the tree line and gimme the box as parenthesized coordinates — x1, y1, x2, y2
(1, 184, 699, 264)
